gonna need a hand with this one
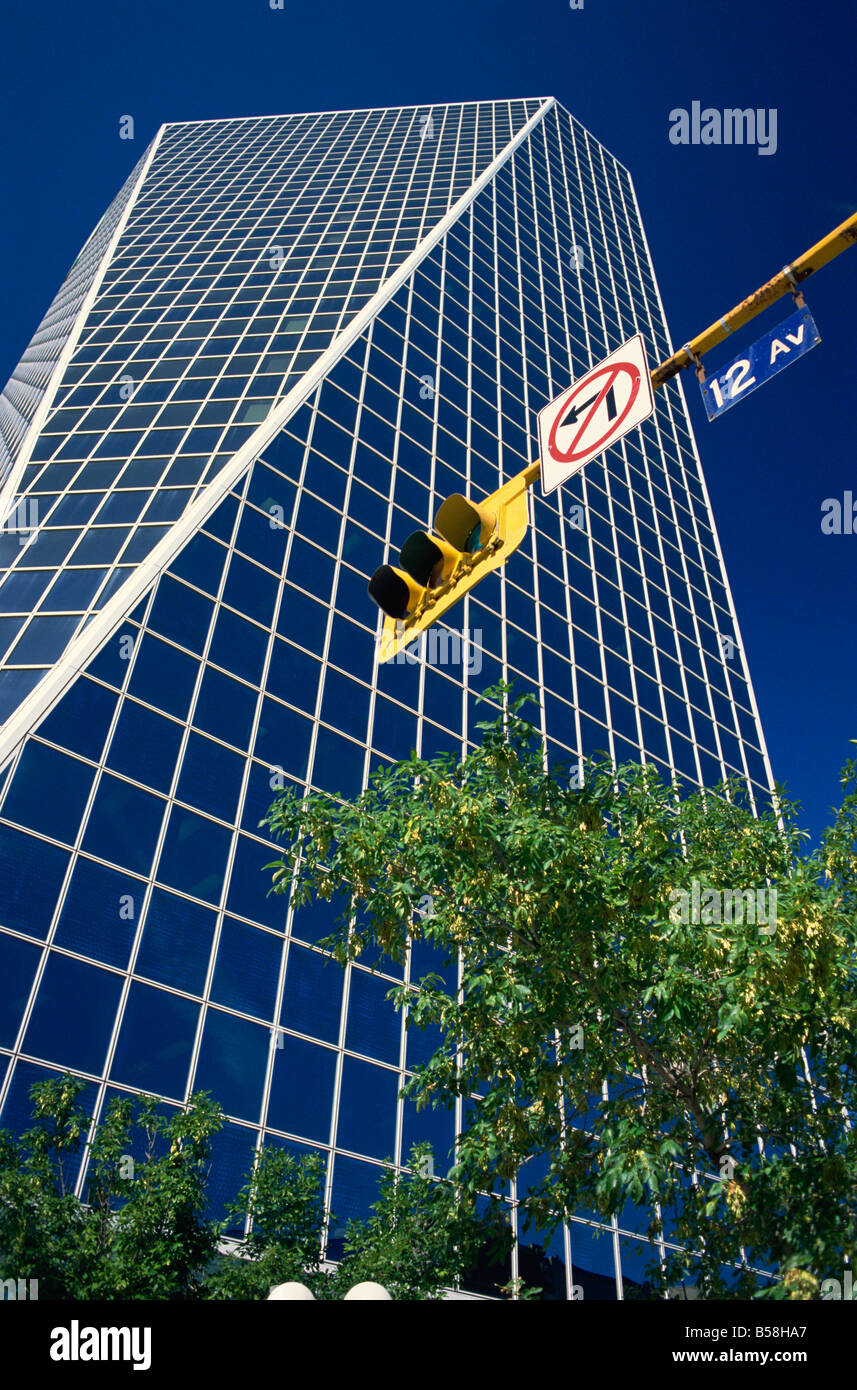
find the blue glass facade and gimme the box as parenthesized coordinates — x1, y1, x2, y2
(0, 99, 773, 1298)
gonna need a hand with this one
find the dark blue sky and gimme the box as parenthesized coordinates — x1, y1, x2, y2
(2, 0, 854, 844)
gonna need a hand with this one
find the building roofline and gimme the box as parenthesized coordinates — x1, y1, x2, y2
(159, 98, 554, 130)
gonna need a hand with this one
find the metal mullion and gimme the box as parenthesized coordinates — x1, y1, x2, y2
(579, 125, 695, 784)
(516, 123, 555, 764)
(606, 161, 730, 786)
(0, 582, 162, 1137)
(548, 110, 603, 778)
(559, 124, 618, 768)
(620, 170, 774, 803)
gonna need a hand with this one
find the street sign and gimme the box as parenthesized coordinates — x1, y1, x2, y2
(538, 333, 655, 493)
(699, 306, 821, 421)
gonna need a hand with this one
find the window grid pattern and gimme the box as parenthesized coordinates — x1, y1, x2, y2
(0, 100, 772, 1300)
(0, 102, 541, 723)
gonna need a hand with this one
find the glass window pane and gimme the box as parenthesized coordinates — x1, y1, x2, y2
(82, 774, 166, 875)
(157, 806, 231, 904)
(0, 932, 42, 1049)
(37, 675, 118, 762)
(135, 888, 216, 995)
(194, 1007, 268, 1123)
(345, 968, 400, 1065)
(0, 824, 70, 938)
(148, 575, 215, 655)
(128, 633, 199, 721)
(106, 700, 184, 793)
(281, 943, 343, 1043)
(1, 741, 94, 845)
(225, 833, 288, 930)
(193, 667, 257, 751)
(211, 918, 281, 1019)
(54, 856, 143, 968)
(110, 982, 199, 1099)
(568, 1220, 618, 1300)
(336, 1055, 398, 1160)
(24, 954, 122, 1074)
(267, 1034, 336, 1143)
(175, 731, 244, 824)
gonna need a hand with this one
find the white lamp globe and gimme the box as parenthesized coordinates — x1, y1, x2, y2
(267, 1282, 316, 1300)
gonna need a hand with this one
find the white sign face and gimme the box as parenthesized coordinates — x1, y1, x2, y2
(538, 333, 655, 494)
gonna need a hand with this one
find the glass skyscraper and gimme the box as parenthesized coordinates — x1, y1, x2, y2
(0, 99, 773, 1299)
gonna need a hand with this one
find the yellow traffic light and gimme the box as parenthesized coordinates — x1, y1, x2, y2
(367, 530, 460, 620)
(370, 469, 532, 662)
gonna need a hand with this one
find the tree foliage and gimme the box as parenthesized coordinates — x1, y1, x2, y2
(0, 1079, 221, 1300)
(0, 1081, 502, 1300)
(263, 688, 857, 1299)
(327, 1144, 509, 1300)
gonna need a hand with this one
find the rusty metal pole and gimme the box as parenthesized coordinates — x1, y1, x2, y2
(650, 210, 857, 388)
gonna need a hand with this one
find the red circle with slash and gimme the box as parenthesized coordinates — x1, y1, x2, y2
(548, 362, 642, 465)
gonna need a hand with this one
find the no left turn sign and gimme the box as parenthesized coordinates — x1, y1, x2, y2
(538, 333, 655, 493)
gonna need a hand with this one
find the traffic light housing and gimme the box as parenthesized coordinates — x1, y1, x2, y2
(369, 470, 531, 661)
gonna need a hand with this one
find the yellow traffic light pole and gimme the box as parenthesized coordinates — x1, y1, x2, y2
(373, 210, 857, 660)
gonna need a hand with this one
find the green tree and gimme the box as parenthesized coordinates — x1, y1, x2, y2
(263, 688, 857, 1300)
(0, 1081, 504, 1299)
(204, 1147, 328, 1299)
(206, 1140, 509, 1301)
(106, 1094, 223, 1299)
(325, 1143, 510, 1300)
(0, 1074, 91, 1298)
(0, 1080, 222, 1299)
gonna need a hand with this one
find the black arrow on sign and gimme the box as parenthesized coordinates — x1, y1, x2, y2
(560, 383, 618, 429)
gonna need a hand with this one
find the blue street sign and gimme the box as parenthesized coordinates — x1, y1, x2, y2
(699, 306, 821, 421)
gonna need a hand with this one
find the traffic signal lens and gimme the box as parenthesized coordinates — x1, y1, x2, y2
(399, 530, 461, 588)
(368, 566, 416, 620)
(435, 493, 494, 552)
(399, 532, 444, 587)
